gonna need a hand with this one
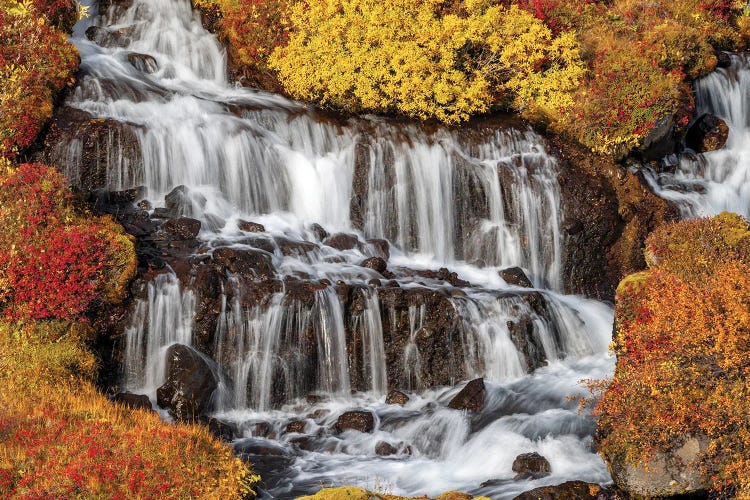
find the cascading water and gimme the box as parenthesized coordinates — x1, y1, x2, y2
(60, 0, 615, 497)
(647, 53, 750, 217)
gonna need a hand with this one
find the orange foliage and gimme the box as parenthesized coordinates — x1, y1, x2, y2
(597, 213, 750, 496)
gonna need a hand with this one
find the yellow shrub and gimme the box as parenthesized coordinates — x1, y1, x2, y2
(270, 0, 584, 124)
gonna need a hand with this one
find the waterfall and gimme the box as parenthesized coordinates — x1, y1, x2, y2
(63, 0, 615, 497)
(647, 54, 750, 217)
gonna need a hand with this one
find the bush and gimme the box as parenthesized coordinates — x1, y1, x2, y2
(269, 0, 585, 124)
(596, 213, 750, 496)
(0, 1, 79, 160)
(0, 322, 259, 499)
(0, 163, 137, 320)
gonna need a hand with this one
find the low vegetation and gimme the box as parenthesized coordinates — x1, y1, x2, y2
(194, 0, 750, 157)
(0, 164, 258, 498)
(0, 0, 80, 161)
(595, 213, 750, 497)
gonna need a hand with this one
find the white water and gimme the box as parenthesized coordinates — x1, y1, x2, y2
(64, 0, 615, 497)
(647, 54, 750, 217)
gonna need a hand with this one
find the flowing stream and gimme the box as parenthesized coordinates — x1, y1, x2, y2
(59, 1, 615, 497)
(647, 53, 750, 217)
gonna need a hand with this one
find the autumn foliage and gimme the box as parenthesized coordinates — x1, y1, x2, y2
(596, 213, 750, 497)
(193, 0, 750, 157)
(0, 0, 79, 160)
(0, 163, 136, 320)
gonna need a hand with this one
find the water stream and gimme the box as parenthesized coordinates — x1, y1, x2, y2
(60, 1, 615, 497)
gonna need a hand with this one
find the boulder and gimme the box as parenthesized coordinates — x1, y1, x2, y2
(448, 378, 485, 412)
(284, 420, 307, 434)
(204, 417, 236, 442)
(165, 185, 207, 218)
(606, 435, 709, 498)
(375, 441, 398, 456)
(85, 26, 130, 48)
(212, 247, 275, 280)
(156, 344, 218, 421)
(512, 452, 551, 479)
(335, 411, 375, 433)
(500, 267, 534, 288)
(161, 217, 201, 240)
(112, 392, 152, 411)
(127, 52, 158, 74)
(385, 389, 409, 405)
(638, 116, 676, 162)
(360, 256, 387, 274)
(238, 220, 266, 233)
(685, 113, 729, 153)
(715, 51, 732, 69)
(324, 233, 360, 251)
(512, 481, 604, 500)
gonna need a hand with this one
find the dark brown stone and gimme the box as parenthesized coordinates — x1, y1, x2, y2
(324, 233, 360, 251)
(512, 481, 604, 500)
(512, 452, 551, 479)
(335, 410, 375, 433)
(448, 378, 485, 412)
(385, 390, 410, 405)
(113, 392, 152, 411)
(212, 247, 275, 280)
(285, 420, 307, 434)
(127, 53, 158, 74)
(685, 113, 729, 153)
(156, 344, 218, 422)
(238, 220, 266, 232)
(360, 256, 387, 274)
(375, 441, 398, 456)
(161, 217, 201, 240)
(500, 267, 534, 288)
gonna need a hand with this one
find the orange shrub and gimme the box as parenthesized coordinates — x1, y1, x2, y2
(596, 214, 750, 496)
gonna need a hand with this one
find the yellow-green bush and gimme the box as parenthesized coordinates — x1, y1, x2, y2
(269, 0, 585, 124)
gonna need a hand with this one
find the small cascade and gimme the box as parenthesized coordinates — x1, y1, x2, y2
(123, 273, 195, 392)
(647, 54, 750, 217)
(59, 0, 617, 497)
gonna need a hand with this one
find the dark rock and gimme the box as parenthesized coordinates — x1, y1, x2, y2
(685, 113, 729, 153)
(156, 344, 218, 422)
(512, 481, 604, 500)
(213, 247, 275, 280)
(275, 237, 318, 257)
(284, 420, 307, 434)
(234, 438, 288, 457)
(85, 26, 130, 47)
(448, 378, 485, 412)
(385, 390, 410, 405)
(161, 217, 201, 240)
(238, 220, 266, 233)
(512, 452, 551, 479)
(365, 238, 390, 260)
(309, 223, 329, 241)
(113, 392, 152, 411)
(638, 116, 676, 162)
(323, 233, 360, 251)
(375, 441, 398, 456)
(39, 107, 143, 193)
(335, 411, 375, 433)
(251, 421, 273, 438)
(360, 256, 387, 274)
(127, 52, 158, 74)
(165, 185, 207, 218)
(500, 267, 534, 288)
(204, 417, 236, 442)
(715, 51, 732, 69)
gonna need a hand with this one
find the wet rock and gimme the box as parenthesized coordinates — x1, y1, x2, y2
(512, 481, 604, 500)
(448, 378, 485, 412)
(85, 25, 131, 48)
(365, 238, 390, 260)
(156, 344, 218, 422)
(715, 51, 732, 69)
(324, 233, 360, 251)
(638, 116, 676, 162)
(275, 237, 318, 257)
(512, 452, 551, 479)
(234, 438, 288, 457)
(375, 441, 399, 456)
(335, 411, 375, 433)
(685, 113, 729, 153)
(284, 420, 307, 434)
(39, 107, 143, 193)
(238, 220, 265, 232)
(360, 256, 387, 274)
(309, 223, 329, 241)
(385, 390, 409, 405)
(112, 392, 152, 411)
(161, 217, 201, 240)
(500, 267, 534, 288)
(605, 435, 709, 498)
(213, 247, 275, 280)
(165, 185, 207, 218)
(127, 52, 158, 74)
(251, 421, 273, 438)
(204, 417, 236, 442)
